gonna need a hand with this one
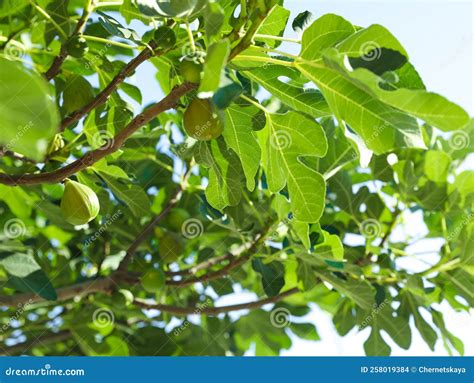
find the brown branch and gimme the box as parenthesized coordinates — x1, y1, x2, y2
(165, 228, 270, 287)
(44, 0, 94, 80)
(0, 287, 299, 354)
(133, 287, 300, 316)
(165, 251, 234, 277)
(60, 42, 158, 131)
(0, 147, 37, 164)
(0, 82, 197, 186)
(0, 330, 72, 356)
(0, 225, 269, 308)
(117, 166, 192, 272)
(0, 276, 121, 307)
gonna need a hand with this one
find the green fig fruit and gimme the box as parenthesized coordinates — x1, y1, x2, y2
(153, 26, 177, 49)
(65, 35, 88, 58)
(183, 98, 223, 141)
(61, 180, 100, 225)
(165, 208, 191, 232)
(158, 232, 183, 263)
(154, 227, 165, 239)
(141, 269, 166, 293)
(180, 60, 202, 83)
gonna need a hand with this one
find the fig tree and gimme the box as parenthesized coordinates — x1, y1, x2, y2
(153, 26, 176, 49)
(141, 269, 166, 293)
(180, 60, 202, 84)
(60, 180, 100, 225)
(165, 208, 191, 232)
(158, 232, 183, 263)
(65, 35, 88, 58)
(183, 98, 223, 141)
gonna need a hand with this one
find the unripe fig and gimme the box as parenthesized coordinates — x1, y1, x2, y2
(183, 98, 223, 141)
(153, 26, 176, 49)
(158, 232, 183, 263)
(165, 208, 191, 232)
(141, 269, 166, 293)
(154, 227, 165, 239)
(180, 60, 202, 83)
(60, 180, 100, 225)
(65, 35, 88, 58)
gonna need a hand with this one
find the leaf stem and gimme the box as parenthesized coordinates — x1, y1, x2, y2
(82, 35, 138, 49)
(28, 0, 68, 40)
(239, 94, 268, 114)
(254, 34, 301, 44)
(95, 1, 123, 7)
(420, 258, 460, 277)
(185, 21, 196, 53)
(251, 45, 300, 60)
(240, 0, 247, 18)
(441, 215, 452, 257)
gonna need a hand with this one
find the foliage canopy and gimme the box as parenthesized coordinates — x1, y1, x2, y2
(0, 0, 472, 356)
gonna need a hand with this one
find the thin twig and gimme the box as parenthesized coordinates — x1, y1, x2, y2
(60, 41, 158, 131)
(117, 166, 192, 272)
(133, 287, 300, 316)
(44, 0, 95, 80)
(165, 227, 270, 287)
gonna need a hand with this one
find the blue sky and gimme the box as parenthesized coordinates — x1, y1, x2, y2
(128, 0, 473, 356)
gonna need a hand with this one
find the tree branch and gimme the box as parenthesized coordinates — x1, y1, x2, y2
(59, 42, 158, 131)
(117, 166, 192, 272)
(0, 330, 72, 356)
(165, 227, 270, 287)
(133, 287, 300, 316)
(0, 82, 197, 186)
(0, 276, 123, 307)
(44, 0, 95, 80)
(0, 225, 269, 308)
(0, 287, 300, 354)
(165, 251, 234, 277)
(0, 147, 37, 164)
